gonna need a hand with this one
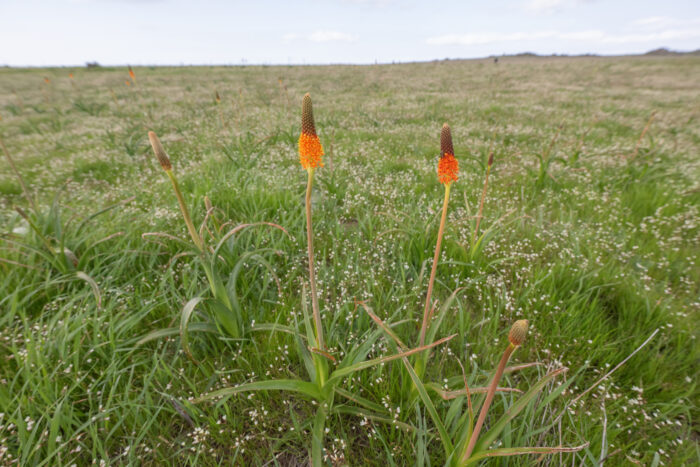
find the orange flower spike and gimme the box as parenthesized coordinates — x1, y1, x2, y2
(438, 123, 459, 185)
(298, 93, 324, 170)
(128, 66, 136, 81)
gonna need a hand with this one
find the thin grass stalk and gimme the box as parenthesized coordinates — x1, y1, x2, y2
(12, 90, 24, 112)
(472, 151, 493, 247)
(543, 123, 563, 161)
(0, 136, 36, 211)
(236, 88, 243, 133)
(215, 91, 226, 129)
(630, 111, 656, 160)
(419, 182, 450, 346)
(109, 88, 119, 105)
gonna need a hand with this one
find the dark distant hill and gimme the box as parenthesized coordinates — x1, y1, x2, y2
(485, 48, 700, 60)
(644, 48, 700, 56)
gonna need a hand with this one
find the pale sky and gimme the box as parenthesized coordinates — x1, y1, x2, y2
(1, 0, 699, 66)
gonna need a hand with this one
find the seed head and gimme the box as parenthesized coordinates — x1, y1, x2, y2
(508, 320, 529, 346)
(215, 91, 221, 104)
(440, 123, 454, 157)
(438, 123, 459, 185)
(301, 93, 317, 136)
(488, 151, 494, 167)
(148, 131, 172, 171)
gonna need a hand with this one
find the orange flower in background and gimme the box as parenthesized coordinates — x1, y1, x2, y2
(69, 73, 74, 79)
(44, 77, 50, 84)
(128, 66, 136, 82)
(438, 123, 458, 185)
(298, 93, 324, 170)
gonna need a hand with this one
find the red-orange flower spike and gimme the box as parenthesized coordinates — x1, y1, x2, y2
(298, 93, 324, 170)
(438, 123, 458, 185)
(128, 66, 136, 81)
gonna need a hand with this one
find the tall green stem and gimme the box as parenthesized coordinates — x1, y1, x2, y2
(419, 183, 451, 347)
(305, 168, 324, 350)
(166, 169, 204, 252)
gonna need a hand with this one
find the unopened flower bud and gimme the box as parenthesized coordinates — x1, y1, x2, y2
(508, 319, 529, 346)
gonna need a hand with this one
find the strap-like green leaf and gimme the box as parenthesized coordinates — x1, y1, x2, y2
(181, 297, 205, 362)
(334, 405, 414, 432)
(135, 322, 217, 346)
(464, 442, 589, 465)
(311, 406, 326, 467)
(193, 379, 322, 403)
(402, 357, 454, 456)
(327, 334, 456, 386)
(472, 367, 568, 454)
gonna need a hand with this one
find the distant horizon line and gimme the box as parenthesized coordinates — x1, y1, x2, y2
(3, 47, 699, 69)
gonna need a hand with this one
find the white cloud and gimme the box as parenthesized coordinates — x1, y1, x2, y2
(525, 0, 597, 14)
(633, 16, 700, 30)
(342, 0, 394, 4)
(427, 28, 700, 47)
(427, 31, 557, 46)
(525, 0, 566, 13)
(284, 30, 358, 43)
(308, 30, 358, 42)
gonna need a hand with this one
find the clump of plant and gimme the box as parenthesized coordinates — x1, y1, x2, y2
(137, 132, 290, 359)
(359, 125, 586, 464)
(0, 135, 127, 308)
(370, 311, 588, 465)
(195, 94, 455, 465)
(530, 123, 565, 187)
(458, 148, 519, 261)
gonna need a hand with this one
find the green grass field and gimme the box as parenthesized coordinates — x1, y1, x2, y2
(1, 56, 698, 465)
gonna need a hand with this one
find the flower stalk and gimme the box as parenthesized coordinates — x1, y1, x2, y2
(148, 131, 204, 252)
(299, 93, 325, 350)
(462, 320, 528, 461)
(419, 123, 458, 347)
(305, 167, 323, 349)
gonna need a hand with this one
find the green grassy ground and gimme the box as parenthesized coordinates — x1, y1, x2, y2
(0, 56, 698, 465)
